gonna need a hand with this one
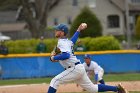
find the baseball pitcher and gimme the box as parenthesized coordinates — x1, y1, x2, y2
(47, 23, 127, 93)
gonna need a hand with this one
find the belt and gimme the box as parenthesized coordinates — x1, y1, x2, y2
(75, 62, 80, 65)
(65, 62, 80, 70)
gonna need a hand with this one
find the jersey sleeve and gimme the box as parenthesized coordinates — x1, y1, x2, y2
(70, 31, 80, 44)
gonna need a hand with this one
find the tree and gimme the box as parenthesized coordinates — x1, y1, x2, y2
(135, 16, 140, 39)
(19, 0, 59, 38)
(0, 0, 59, 38)
(70, 6, 102, 38)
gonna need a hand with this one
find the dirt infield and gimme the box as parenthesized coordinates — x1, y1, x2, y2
(0, 81, 140, 93)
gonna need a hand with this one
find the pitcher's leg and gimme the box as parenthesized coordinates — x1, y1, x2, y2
(48, 86, 56, 93)
(48, 67, 80, 93)
(76, 72, 98, 93)
(76, 72, 119, 93)
(98, 84, 118, 92)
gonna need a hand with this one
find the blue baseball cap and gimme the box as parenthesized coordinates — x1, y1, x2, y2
(54, 24, 68, 34)
(84, 54, 91, 59)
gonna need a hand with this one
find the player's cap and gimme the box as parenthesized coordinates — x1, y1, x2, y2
(84, 54, 91, 59)
(54, 24, 68, 34)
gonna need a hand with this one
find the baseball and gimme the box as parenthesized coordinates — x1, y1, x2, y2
(81, 23, 87, 27)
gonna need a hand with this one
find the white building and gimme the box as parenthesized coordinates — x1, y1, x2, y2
(47, 0, 140, 36)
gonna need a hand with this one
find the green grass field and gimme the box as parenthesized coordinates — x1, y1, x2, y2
(103, 73, 140, 81)
(0, 73, 140, 86)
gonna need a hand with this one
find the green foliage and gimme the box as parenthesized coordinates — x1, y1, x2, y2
(6, 39, 37, 54)
(135, 16, 140, 40)
(88, 36, 121, 51)
(114, 35, 126, 42)
(80, 37, 92, 50)
(5, 36, 120, 54)
(70, 6, 102, 38)
(80, 36, 121, 51)
(5, 39, 57, 54)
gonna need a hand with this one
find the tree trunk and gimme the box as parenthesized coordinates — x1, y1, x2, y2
(20, 0, 59, 38)
(30, 21, 40, 38)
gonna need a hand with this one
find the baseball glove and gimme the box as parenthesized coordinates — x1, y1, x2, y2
(50, 46, 61, 62)
(51, 46, 61, 56)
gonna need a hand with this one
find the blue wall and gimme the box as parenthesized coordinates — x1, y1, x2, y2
(0, 57, 64, 79)
(0, 52, 140, 79)
(77, 53, 140, 73)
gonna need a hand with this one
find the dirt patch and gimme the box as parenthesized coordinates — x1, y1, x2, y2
(0, 81, 140, 93)
(107, 81, 140, 91)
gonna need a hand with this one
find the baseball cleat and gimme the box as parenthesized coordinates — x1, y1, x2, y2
(117, 83, 128, 93)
